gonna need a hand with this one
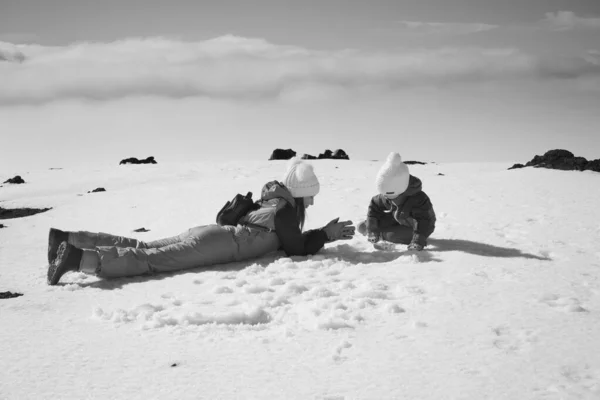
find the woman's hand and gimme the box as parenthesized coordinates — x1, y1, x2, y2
(323, 218, 355, 242)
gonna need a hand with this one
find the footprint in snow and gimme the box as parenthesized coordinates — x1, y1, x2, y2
(550, 364, 600, 398)
(331, 339, 352, 362)
(269, 277, 285, 286)
(405, 285, 425, 295)
(384, 303, 405, 314)
(244, 285, 272, 294)
(540, 294, 588, 313)
(491, 325, 538, 354)
(213, 286, 233, 294)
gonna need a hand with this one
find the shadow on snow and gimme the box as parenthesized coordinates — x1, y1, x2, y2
(427, 238, 551, 261)
(55, 237, 549, 290)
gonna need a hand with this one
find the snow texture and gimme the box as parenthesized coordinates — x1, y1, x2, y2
(1, 160, 599, 400)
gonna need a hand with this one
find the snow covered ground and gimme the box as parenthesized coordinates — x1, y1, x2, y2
(1, 159, 599, 400)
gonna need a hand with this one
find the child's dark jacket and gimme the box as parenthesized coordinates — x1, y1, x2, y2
(366, 175, 436, 245)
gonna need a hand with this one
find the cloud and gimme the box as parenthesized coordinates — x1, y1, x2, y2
(0, 43, 26, 63)
(396, 21, 498, 35)
(0, 35, 599, 105)
(585, 50, 600, 65)
(543, 11, 600, 30)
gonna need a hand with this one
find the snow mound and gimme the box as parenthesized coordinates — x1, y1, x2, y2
(94, 304, 272, 328)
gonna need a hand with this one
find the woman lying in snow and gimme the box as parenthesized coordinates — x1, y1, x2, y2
(357, 152, 436, 251)
(47, 158, 355, 285)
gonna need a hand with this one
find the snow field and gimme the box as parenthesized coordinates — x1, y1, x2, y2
(1, 160, 600, 399)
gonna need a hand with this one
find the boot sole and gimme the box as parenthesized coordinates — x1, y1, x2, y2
(47, 228, 67, 264)
(47, 242, 75, 285)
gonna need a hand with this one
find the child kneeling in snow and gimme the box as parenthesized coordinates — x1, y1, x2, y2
(358, 152, 436, 251)
(47, 159, 355, 285)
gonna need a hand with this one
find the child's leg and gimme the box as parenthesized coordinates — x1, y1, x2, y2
(357, 213, 400, 236)
(381, 226, 413, 244)
(385, 224, 435, 246)
(82, 225, 239, 279)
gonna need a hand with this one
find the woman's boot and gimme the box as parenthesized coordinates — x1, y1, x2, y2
(47, 228, 69, 264)
(47, 241, 82, 285)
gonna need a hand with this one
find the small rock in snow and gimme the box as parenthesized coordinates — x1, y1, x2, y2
(0, 291, 23, 299)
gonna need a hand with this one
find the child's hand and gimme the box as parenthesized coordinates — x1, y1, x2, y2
(367, 231, 380, 244)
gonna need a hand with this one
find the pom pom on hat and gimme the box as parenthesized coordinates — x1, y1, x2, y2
(375, 152, 410, 197)
(282, 157, 320, 198)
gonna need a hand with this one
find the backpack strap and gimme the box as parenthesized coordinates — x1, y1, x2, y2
(243, 222, 274, 233)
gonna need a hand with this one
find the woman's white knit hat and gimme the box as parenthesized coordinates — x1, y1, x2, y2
(375, 152, 410, 197)
(282, 157, 320, 198)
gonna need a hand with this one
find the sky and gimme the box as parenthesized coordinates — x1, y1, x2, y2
(1, 0, 599, 170)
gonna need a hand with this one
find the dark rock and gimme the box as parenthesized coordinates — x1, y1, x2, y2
(512, 149, 599, 172)
(49, 168, 63, 170)
(133, 227, 150, 232)
(526, 149, 585, 170)
(318, 149, 333, 159)
(3, 175, 25, 184)
(88, 188, 106, 193)
(120, 156, 157, 165)
(171, 363, 178, 367)
(0, 223, 5, 228)
(317, 149, 350, 160)
(508, 163, 525, 170)
(404, 161, 427, 165)
(584, 159, 600, 172)
(0, 291, 23, 299)
(332, 149, 349, 160)
(437, 173, 445, 176)
(301, 154, 317, 160)
(0, 207, 52, 220)
(269, 149, 296, 160)
(540, 149, 574, 159)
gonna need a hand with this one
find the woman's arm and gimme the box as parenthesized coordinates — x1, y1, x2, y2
(274, 206, 328, 256)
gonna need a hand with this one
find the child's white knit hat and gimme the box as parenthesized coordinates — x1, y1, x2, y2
(283, 157, 320, 198)
(375, 152, 410, 197)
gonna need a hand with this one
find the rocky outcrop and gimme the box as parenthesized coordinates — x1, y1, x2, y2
(317, 150, 333, 159)
(133, 227, 150, 232)
(0, 206, 52, 219)
(318, 149, 349, 160)
(332, 149, 349, 160)
(509, 150, 600, 172)
(508, 163, 525, 170)
(88, 188, 106, 193)
(269, 149, 297, 160)
(584, 159, 600, 172)
(0, 292, 23, 299)
(119, 156, 157, 165)
(270, 148, 350, 160)
(3, 175, 25, 184)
